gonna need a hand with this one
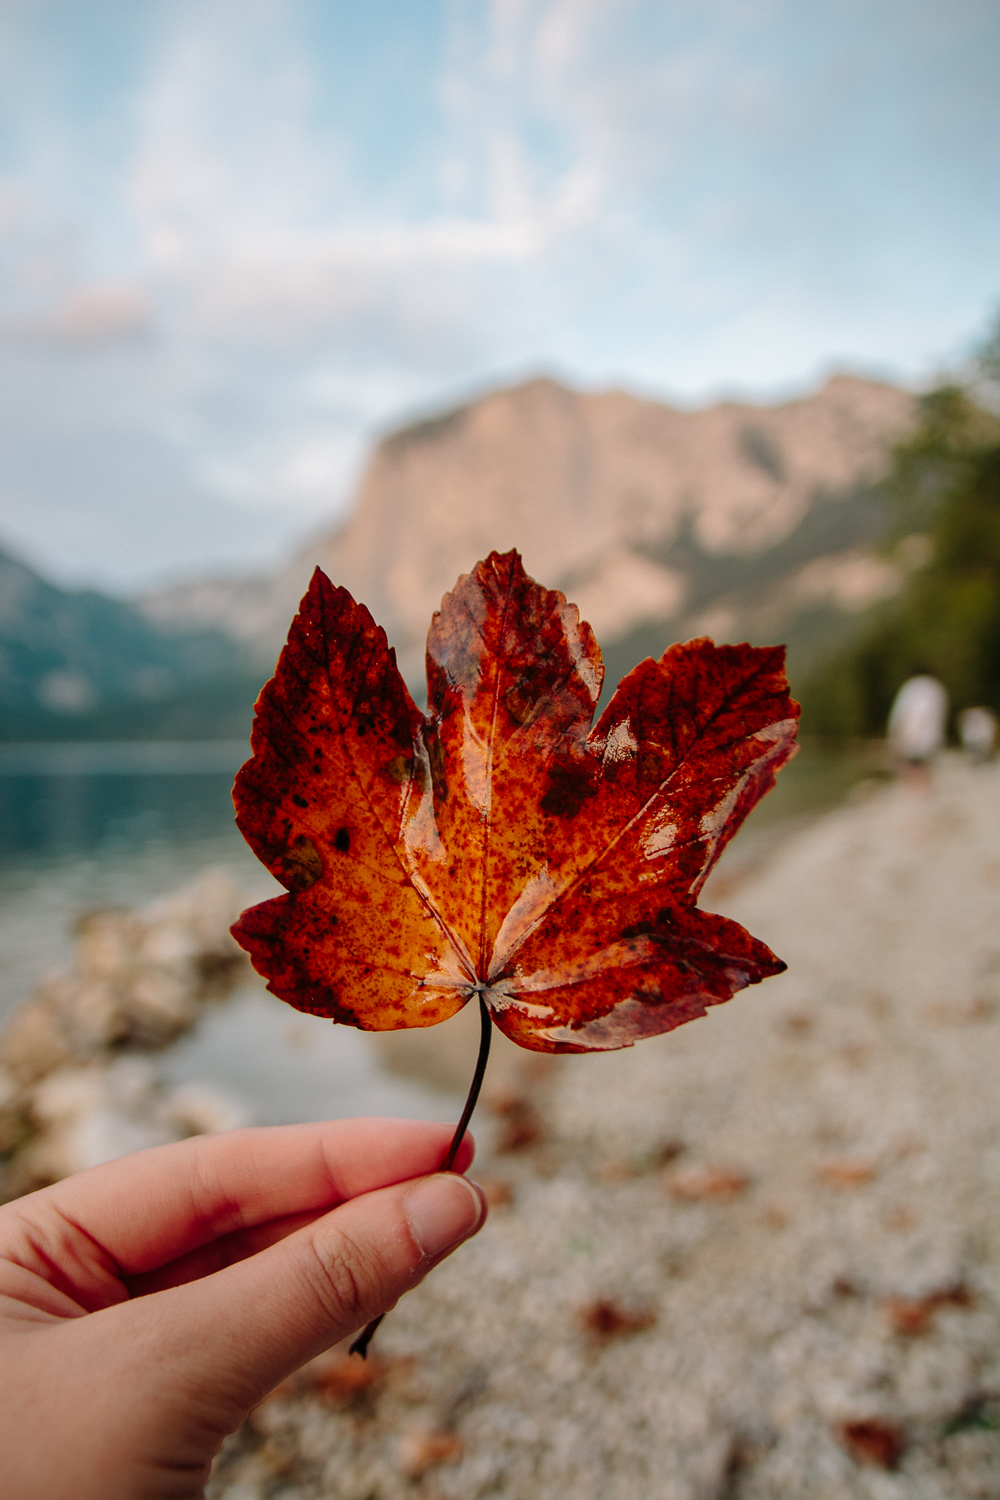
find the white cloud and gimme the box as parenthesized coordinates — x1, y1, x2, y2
(4, 283, 151, 344)
(0, 0, 995, 588)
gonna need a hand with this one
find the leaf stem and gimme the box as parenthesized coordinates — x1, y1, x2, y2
(349, 994, 493, 1359)
(443, 993, 493, 1170)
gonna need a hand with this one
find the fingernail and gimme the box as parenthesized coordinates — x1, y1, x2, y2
(405, 1174, 485, 1259)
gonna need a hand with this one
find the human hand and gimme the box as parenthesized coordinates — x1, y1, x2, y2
(0, 1117, 485, 1500)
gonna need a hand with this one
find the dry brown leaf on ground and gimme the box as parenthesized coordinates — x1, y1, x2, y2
(580, 1299, 658, 1340)
(839, 1419, 906, 1469)
(817, 1158, 878, 1188)
(398, 1427, 465, 1479)
(667, 1166, 749, 1201)
(885, 1283, 974, 1336)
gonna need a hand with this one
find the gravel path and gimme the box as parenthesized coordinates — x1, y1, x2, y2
(210, 755, 1000, 1500)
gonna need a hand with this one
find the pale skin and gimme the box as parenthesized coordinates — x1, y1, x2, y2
(0, 1117, 487, 1500)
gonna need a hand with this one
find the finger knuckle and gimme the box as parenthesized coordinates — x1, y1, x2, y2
(303, 1227, 393, 1329)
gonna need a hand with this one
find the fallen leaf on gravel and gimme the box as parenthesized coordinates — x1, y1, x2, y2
(668, 1167, 749, 1201)
(925, 996, 997, 1025)
(309, 1354, 390, 1399)
(839, 1419, 906, 1469)
(832, 1277, 859, 1298)
(886, 1298, 935, 1337)
(581, 1299, 658, 1340)
(885, 1284, 974, 1336)
(477, 1176, 515, 1208)
(231, 550, 797, 1053)
(817, 1159, 878, 1188)
(267, 1350, 414, 1405)
(487, 1087, 545, 1152)
(398, 1428, 464, 1479)
(655, 1138, 687, 1166)
(782, 1011, 814, 1035)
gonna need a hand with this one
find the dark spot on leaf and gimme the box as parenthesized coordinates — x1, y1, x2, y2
(281, 836, 323, 892)
(391, 715, 413, 749)
(292, 794, 308, 808)
(385, 754, 413, 784)
(622, 922, 654, 940)
(504, 679, 538, 724)
(335, 827, 351, 853)
(428, 733, 448, 802)
(541, 763, 596, 818)
(639, 750, 664, 784)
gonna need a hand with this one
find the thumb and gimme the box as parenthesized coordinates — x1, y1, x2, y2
(134, 1170, 486, 1422)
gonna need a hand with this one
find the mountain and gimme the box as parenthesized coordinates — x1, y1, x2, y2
(139, 373, 916, 699)
(0, 548, 260, 740)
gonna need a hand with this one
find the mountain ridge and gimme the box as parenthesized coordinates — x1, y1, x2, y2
(140, 371, 916, 692)
(0, 546, 259, 740)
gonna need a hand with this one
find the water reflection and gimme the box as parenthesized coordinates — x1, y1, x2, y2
(0, 736, 878, 865)
(0, 742, 249, 861)
(0, 740, 466, 1129)
(0, 736, 876, 1013)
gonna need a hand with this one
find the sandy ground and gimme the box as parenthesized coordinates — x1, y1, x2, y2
(206, 754, 1000, 1500)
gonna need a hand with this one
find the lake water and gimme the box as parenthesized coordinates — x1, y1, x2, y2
(0, 737, 881, 1127)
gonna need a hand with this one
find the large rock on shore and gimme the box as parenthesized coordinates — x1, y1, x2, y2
(0, 869, 249, 1197)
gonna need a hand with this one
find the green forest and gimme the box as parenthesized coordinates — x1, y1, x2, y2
(801, 338, 1000, 738)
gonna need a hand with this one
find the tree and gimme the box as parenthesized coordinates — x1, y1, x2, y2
(801, 360, 1000, 738)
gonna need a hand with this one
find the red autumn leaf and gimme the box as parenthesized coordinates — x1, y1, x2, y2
(231, 550, 798, 1053)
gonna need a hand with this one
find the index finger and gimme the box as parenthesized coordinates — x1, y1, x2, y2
(5, 1118, 472, 1277)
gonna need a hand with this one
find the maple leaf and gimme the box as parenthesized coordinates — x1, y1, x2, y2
(231, 549, 798, 1054)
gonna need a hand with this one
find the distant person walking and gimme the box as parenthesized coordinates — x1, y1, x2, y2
(887, 673, 948, 783)
(958, 705, 997, 762)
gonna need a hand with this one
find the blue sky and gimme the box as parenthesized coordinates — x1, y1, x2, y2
(0, 0, 997, 591)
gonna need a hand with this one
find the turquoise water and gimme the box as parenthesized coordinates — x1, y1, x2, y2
(0, 737, 880, 1123)
(0, 737, 880, 1008)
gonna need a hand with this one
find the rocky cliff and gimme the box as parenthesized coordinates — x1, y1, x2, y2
(140, 373, 916, 694)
